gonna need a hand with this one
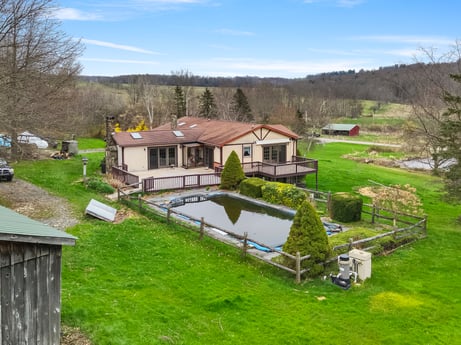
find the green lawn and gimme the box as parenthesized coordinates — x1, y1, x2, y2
(13, 143, 461, 345)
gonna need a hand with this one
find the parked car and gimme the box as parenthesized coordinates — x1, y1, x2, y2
(0, 158, 14, 182)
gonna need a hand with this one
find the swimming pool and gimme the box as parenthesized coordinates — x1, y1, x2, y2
(167, 192, 294, 248)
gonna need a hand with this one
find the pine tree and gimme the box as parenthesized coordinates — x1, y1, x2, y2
(173, 85, 186, 118)
(198, 88, 218, 119)
(230, 88, 253, 122)
(439, 73, 461, 200)
(283, 200, 331, 276)
(220, 151, 246, 190)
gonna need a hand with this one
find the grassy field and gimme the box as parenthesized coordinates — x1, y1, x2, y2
(13, 142, 461, 345)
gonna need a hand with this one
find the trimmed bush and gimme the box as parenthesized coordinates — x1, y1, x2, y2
(239, 177, 266, 198)
(282, 200, 331, 276)
(329, 192, 363, 222)
(220, 150, 246, 190)
(86, 177, 115, 194)
(261, 182, 307, 209)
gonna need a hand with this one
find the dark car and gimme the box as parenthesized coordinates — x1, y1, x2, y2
(0, 158, 14, 182)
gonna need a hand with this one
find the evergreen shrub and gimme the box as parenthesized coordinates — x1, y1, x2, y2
(282, 200, 331, 276)
(330, 192, 363, 222)
(239, 177, 266, 198)
(261, 182, 307, 209)
(220, 151, 246, 190)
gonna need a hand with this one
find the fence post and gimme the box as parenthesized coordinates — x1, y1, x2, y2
(327, 192, 332, 214)
(371, 204, 376, 224)
(295, 252, 301, 284)
(242, 232, 248, 257)
(138, 194, 142, 212)
(199, 217, 205, 240)
(348, 238, 353, 251)
(423, 215, 428, 237)
(167, 207, 171, 223)
(117, 187, 121, 201)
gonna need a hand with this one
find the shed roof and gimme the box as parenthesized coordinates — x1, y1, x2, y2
(0, 206, 77, 246)
(322, 124, 359, 131)
(113, 117, 299, 148)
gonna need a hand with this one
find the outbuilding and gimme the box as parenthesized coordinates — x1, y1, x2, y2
(321, 124, 360, 136)
(0, 205, 76, 344)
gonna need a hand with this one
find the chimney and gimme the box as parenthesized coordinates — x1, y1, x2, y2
(171, 115, 177, 129)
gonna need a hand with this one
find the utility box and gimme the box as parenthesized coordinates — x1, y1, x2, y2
(62, 140, 78, 155)
(349, 249, 372, 280)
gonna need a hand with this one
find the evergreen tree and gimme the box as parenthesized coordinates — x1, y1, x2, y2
(220, 151, 246, 190)
(198, 88, 218, 119)
(439, 73, 461, 200)
(230, 88, 253, 122)
(173, 85, 186, 118)
(283, 200, 331, 277)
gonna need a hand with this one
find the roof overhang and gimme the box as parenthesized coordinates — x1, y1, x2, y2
(255, 138, 290, 145)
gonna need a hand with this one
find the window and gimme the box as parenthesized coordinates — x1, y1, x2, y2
(263, 145, 286, 164)
(149, 146, 177, 169)
(243, 146, 251, 157)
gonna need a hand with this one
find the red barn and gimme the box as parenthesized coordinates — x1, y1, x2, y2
(321, 124, 360, 136)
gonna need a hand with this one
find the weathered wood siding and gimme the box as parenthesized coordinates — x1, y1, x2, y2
(0, 242, 62, 345)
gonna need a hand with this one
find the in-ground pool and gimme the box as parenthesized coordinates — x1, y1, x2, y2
(167, 193, 294, 248)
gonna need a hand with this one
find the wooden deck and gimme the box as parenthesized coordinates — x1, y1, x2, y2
(112, 157, 318, 192)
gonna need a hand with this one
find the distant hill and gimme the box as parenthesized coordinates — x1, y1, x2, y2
(78, 61, 459, 104)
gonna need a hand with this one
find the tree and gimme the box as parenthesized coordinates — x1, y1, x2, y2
(141, 80, 159, 129)
(198, 88, 218, 119)
(0, 0, 83, 159)
(439, 73, 461, 200)
(173, 85, 186, 118)
(230, 88, 253, 122)
(282, 200, 330, 277)
(219, 150, 245, 190)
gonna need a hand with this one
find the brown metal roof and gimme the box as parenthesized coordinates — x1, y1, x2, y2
(113, 117, 299, 148)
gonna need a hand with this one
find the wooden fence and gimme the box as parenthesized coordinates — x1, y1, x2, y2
(111, 166, 139, 185)
(118, 190, 311, 283)
(117, 186, 427, 283)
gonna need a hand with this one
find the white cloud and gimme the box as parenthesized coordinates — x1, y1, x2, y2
(81, 39, 160, 55)
(81, 57, 159, 65)
(53, 8, 103, 21)
(351, 35, 454, 46)
(215, 28, 255, 36)
(336, 0, 365, 8)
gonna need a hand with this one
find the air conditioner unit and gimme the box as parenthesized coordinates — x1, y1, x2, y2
(348, 249, 372, 281)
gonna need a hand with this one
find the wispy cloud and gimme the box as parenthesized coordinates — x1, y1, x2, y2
(204, 57, 371, 76)
(336, 0, 365, 8)
(81, 57, 159, 65)
(81, 39, 160, 55)
(53, 8, 103, 21)
(351, 35, 453, 46)
(215, 28, 255, 36)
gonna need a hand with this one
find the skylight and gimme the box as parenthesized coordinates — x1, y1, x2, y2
(130, 132, 142, 139)
(173, 130, 184, 137)
(189, 124, 197, 128)
(178, 122, 186, 126)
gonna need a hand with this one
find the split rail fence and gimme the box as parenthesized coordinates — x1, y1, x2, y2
(117, 185, 427, 283)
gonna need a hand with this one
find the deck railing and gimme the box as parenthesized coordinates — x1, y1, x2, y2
(111, 166, 139, 185)
(142, 173, 221, 192)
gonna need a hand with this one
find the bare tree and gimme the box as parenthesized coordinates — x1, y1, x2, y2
(0, 0, 83, 158)
(397, 45, 461, 173)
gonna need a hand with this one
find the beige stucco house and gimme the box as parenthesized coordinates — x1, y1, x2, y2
(112, 117, 317, 184)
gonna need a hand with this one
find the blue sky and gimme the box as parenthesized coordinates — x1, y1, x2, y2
(55, 0, 459, 78)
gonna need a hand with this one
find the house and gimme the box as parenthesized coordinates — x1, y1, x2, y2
(111, 117, 318, 185)
(0, 205, 76, 344)
(321, 124, 360, 136)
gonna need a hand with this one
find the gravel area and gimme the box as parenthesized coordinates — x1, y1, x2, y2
(0, 179, 79, 230)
